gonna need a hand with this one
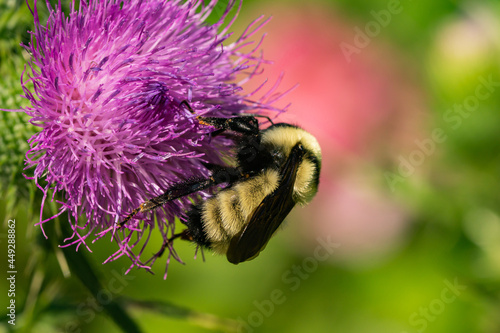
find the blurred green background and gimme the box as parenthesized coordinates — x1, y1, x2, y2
(1, 0, 500, 332)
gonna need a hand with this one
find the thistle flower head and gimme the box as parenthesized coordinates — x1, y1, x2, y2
(22, 0, 286, 274)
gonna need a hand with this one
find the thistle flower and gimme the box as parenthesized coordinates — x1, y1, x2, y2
(22, 0, 286, 275)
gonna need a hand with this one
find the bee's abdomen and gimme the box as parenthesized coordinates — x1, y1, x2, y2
(201, 169, 280, 254)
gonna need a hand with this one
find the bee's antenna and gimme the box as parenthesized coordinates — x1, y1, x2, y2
(180, 100, 195, 114)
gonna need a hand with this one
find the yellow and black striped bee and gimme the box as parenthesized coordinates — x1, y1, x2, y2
(121, 103, 322, 264)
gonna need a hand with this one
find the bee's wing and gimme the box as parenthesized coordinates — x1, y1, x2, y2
(226, 144, 305, 264)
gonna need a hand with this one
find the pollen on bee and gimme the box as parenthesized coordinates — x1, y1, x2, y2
(197, 118, 212, 127)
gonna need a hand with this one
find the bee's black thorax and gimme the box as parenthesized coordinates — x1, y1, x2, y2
(236, 136, 287, 175)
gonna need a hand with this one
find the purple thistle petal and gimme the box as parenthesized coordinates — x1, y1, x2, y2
(22, 0, 290, 275)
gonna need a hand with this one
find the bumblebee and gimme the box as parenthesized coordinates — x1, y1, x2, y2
(121, 105, 322, 264)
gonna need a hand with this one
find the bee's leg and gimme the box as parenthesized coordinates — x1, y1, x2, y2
(119, 177, 213, 227)
(204, 127, 226, 140)
(197, 115, 260, 137)
(180, 100, 260, 136)
(120, 177, 214, 227)
(155, 229, 194, 257)
(119, 166, 243, 227)
(252, 114, 274, 125)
